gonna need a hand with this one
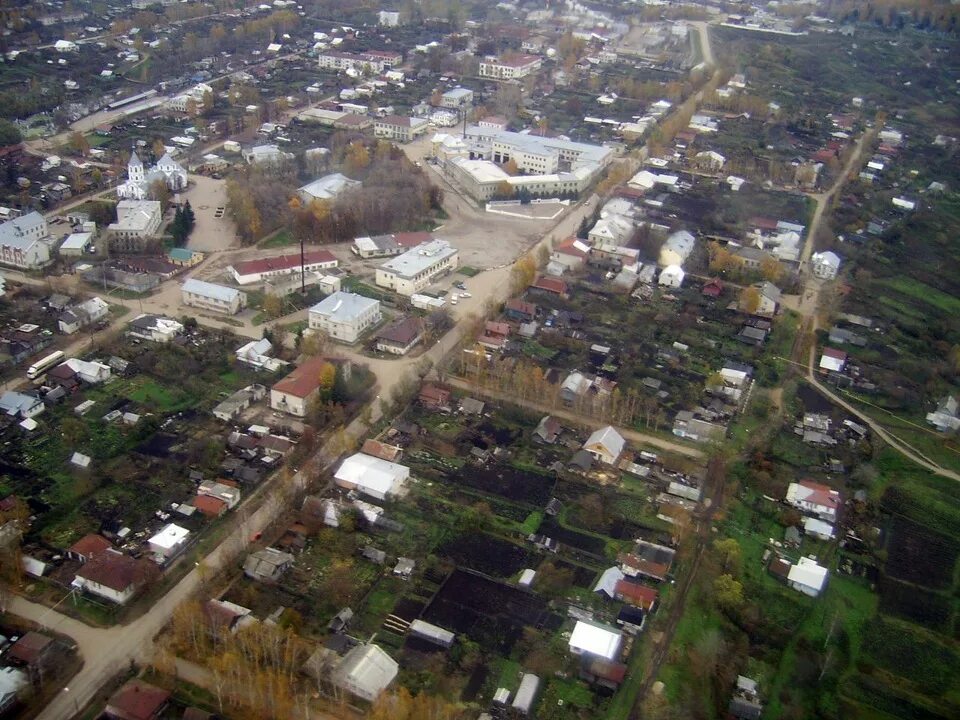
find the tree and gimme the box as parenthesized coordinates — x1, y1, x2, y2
(760, 256, 783, 282)
(510, 254, 537, 294)
(317, 362, 336, 402)
(714, 538, 742, 575)
(739, 286, 761, 314)
(0, 119, 22, 147)
(68, 131, 90, 157)
(262, 293, 283, 319)
(150, 178, 172, 209)
(714, 574, 744, 613)
(533, 561, 574, 597)
(343, 141, 370, 175)
(300, 329, 326, 357)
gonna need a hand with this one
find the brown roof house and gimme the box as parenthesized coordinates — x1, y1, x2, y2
(375, 315, 423, 356)
(6, 632, 55, 671)
(269, 357, 333, 417)
(105, 679, 170, 720)
(66, 533, 112, 564)
(419, 383, 451, 410)
(71, 549, 156, 604)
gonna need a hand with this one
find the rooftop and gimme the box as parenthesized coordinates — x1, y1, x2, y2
(232, 250, 336, 278)
(182, 278, 242, 303)
(272, 357, 333, 399)
(310, 291, 380, 322)
(379, 239, 458, 280)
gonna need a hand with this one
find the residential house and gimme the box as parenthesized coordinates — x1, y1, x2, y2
(811, 251, 841, 280)
(374, 115, 429, 143)
(658, 230, 695, 267)
(334, 452, 410, 501)
(926, 395, 960, 432)
(803, 517, 835, 541)
(61, 358, 111, 384)
(531, 276, 568, 297)
(235, 338, 288, 372)
(331, 644, 398, 702)
(66, 533, 112, 564)
(58, 297, 109, 334)
(212, 384, 267, 422)
(747, 281, 782, 317)
(308, 291, 382, 344)
(243, 144, 293, 165)
(593, 566, 626, 599)
(534, 416, 561, 444)
(198, 480, 240, 510)
(0, 391, 45, 419)
(568, 620, 622, 661)
(229, 250, 337, 285)
(6, 632, 55, 673)
(375, 315, 423, 355)
(0, 212, 52, 270)
(181, 279, 247, 315)
(270, 357, 334, 417)
(658, 265, 685, 288)
(104, 680, 170, 720)
(440, 87, 473, 109)
(511, 673, 541, 715)
(297, 173, 361, 203)
(787, 556, 829, 597)
(243, 547, 295, 582)
(504, 298, 537, 323)
(582, 425, 626, 465)
(419, 383, 450, 409)
(0, 666, 27, 714)
(128, 314, 184, 343)
(614, 579, 658, 611)
(818, 347, 847, 374)
(786, 479, 840, 521)
(72, 549, 152, 604)
(147, 524, 191, 562)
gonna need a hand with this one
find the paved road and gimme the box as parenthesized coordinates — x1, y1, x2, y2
(692, 22, 716, 66)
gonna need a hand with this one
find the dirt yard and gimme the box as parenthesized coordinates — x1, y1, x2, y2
(181, 174, 239, 252)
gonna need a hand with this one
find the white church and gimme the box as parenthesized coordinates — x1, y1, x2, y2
(116, 150, 188, 201)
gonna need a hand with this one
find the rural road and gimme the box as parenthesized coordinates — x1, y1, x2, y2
(443, 377, 705, 459)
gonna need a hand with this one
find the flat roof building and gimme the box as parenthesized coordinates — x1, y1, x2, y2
(375, 239, 459, 296)
(308, 291, 382, 343)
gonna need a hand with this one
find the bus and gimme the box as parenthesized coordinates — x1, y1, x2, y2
(26, 351, 65, 380)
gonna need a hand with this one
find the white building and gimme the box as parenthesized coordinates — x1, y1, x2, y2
(658, 265, 685, 288)
(269, 357, 331, 417)
(0, 212, 52, 270)
(785, 480, 840, 521)
(181, 278, 247, 315)
(166, 82, 213, 113)
(803, 517, 835, 541)
(243, 144, 293, 165)
(229, 250, 337, 285)
(787, 556, 829, 597)
(148, 523, 190, 561)
(58, 296, 109, 334)
(308, 291, 382, 343)
(331, 644, 398, 702)
(317, 49, 402, 74)
(128, 314, 184, 343)
(811, 251, 841, 280)
(568, 620, 622, 661)
(375, 239, 459, 296)
(440, 87, 474, 109)
(378, 10, 400, 27)
(235, 338, 289, 372)
(479, 54, 542, 80)
(59, 231, 94, 256)
(927, 395, 960, 432)
(116, 150, 187, 201)
(298, 173, 361, 204)
(374, 115, 429, 143)
(583, 426, 626, 465)
(658, 230, 695, 267)
(0, 391, 45, 419)
(62, 358, 111, 384)
(108, 200, 162, 241)
(71, 550, 144, 604)
(334, 452, 410, 501)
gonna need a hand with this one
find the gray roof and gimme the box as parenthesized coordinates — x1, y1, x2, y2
(182, 278, 243, 303)
(379, 240, 457, 280)
(299, 173, 361, 201)
(310, 291, 379, 322)
(0, 212, 47, 249)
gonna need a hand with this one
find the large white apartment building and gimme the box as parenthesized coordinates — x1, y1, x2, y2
(317, 50, 402, 73)
(375, 239, 459, 296)
(478, 54, 542, 80)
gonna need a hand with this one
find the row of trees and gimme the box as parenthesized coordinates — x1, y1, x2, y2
(169, 201, 196, 247)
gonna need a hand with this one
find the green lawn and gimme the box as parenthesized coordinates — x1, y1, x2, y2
(258, 228, 297, 249)
(877, 277, 960, 317)
(458, 266, 481, 277)
(127, 378, 192, 412)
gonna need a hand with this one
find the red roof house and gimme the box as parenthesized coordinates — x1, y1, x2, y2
(419, 383, 451, 409)
(67, 533, 112, 564)
(193, 494, 227, 518)
(105, 680, 170, 720)
(701, 278, 724, 298)
(531, 276, 568, 296)
(614, 579, 659, 611)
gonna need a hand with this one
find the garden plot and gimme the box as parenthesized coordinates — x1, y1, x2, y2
(453, 465, 555, 506)
(422, 569, 558, 654)
(437, 533, 538, 579)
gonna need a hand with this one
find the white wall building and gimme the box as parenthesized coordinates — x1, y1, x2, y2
(181, 278, 247, 315)
(375, 239, 459, 296)
(334, 452, 410, 501)
(787, 556, 829, 597)
(108, 200, 162, 241)
(440, 87, 474, 109)
(331, 644, 398, 702)
(658, 230, 695, 267)
(479, 54, 542, 80)
(308, 291, 382, 343)
(148, 524, 190, 562)
(298, 173, 361, 203)
(568, 620, 622, 661)
(374, 115, 429, 143)
(0, 212, 52, 270)
(116, 151, 187, 201)
(811, 251, 841, 280)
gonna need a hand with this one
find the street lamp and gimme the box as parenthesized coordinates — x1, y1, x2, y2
(64, 686, 79, 713)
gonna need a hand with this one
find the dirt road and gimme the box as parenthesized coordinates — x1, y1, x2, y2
(444, 377, 704, 459)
